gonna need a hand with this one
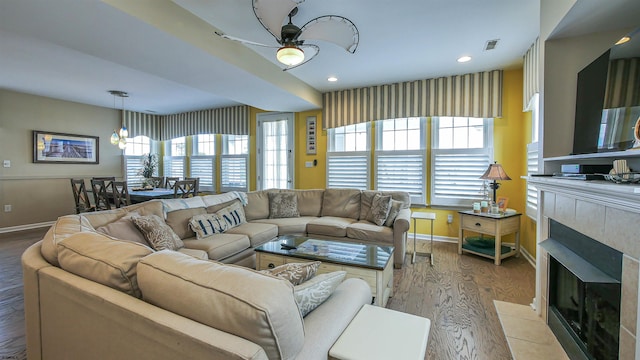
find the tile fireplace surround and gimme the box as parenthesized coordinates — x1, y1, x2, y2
(529, 176, 640, 359)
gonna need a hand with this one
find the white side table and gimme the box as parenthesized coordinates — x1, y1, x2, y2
(329, 304, 431, 360)
(411, 212, 436, 266)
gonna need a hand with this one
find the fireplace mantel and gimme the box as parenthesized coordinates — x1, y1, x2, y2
(528, 176, 640, 359)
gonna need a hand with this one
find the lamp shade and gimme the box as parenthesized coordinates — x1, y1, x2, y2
(276, 45, 304, 66)
(479, 162, 511, 181)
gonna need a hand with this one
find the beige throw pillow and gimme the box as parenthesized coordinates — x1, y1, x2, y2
(384, 199, 403, 227)
(268, 192, 300, 219)
(366, 194, 392, 226)
(215, 202, 246, 229)
(131, 214, 184, 251)
(293, 271, 346, 316)
(261, 261, 321, 285)
(188, 213, 229, 239)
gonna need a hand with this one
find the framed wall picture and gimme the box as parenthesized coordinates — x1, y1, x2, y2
(497, 196, 509, 211)
(33, 130, 99, 164)
(306, 116, 317, 155)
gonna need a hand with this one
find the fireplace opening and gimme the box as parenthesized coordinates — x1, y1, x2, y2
(541, 220, 622, 360)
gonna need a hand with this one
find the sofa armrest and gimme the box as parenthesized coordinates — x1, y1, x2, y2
(392, 208, 411, 269)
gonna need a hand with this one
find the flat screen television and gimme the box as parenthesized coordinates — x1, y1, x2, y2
(573, 28, 640, 154)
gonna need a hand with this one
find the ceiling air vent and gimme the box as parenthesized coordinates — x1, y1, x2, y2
(484, 39, 499, 51)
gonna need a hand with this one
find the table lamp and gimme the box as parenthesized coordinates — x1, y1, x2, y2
(479, 162, 511, 202)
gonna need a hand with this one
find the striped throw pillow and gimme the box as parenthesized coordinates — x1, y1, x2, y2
(188, 213, 229, 239)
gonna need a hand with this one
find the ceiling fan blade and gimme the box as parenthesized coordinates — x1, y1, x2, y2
(214, 31, 279, 48)
(282, 43, 319, 71)
(298, 15, 359, 53)
(253, 0, 305, 43)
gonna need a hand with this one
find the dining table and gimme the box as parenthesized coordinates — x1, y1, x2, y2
(128, 187, 175, 203)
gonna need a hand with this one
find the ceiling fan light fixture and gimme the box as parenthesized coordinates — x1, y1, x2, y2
(277, 45, 304, 66)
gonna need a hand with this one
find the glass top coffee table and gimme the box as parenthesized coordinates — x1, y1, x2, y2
(255, 235, 395, 306)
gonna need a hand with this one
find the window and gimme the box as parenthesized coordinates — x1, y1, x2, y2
(327, 123, 370, 189)
(164, 137, 185, 178)
(431, 117, 493, 207)
(191, 134, 215, 192)
(375, 117, 426, 204)
(526, 93, 540, 219)
(221, 135, 249, 192)
(123, 136, 154, 187)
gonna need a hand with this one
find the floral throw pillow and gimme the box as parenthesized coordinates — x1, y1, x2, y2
(131, 214, 184, 251)
(293, 271, 346, 317)
(261, 261, 321, 286)
(268, 192, 300, 219)
(188, 213, 229, 239)
(366, 194, 392, 226)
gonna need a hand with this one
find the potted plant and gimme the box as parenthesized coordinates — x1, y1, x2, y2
(138, 153, 158, 189)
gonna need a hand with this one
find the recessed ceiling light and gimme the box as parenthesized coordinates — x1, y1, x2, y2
(457, 56, 472, 63)
(328, 76, 338, 82)
(615, 36, 631, 45)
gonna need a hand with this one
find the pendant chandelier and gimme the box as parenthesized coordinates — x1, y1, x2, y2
(108, 90, 129, 149)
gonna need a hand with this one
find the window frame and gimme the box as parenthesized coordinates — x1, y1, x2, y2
(221, 134, 249, 192)
(326, 123, 371, 190)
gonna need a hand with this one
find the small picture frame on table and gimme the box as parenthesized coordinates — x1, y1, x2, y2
(497, 196, 509, 211)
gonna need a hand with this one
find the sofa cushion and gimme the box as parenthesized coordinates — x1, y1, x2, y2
(160, 197, 206, 215)
(366, 194, 392, 226)
(132, 214, 184, 251)
(95, 211, 148, 245)
(189, 213, 229, 239)
(321, 188, 361, 219)
(226, 222, 278, 247)
(165, 207, 207, 239)
(307, 217, 358, 238)
(359, 190, 378, 220)
(296, 189, 324, 217)
(137, 251, 305, 360)
(384, 199, 403, 227)
(294, 271, 346, 317)
(216, 202, 246, 229)
(268, 192, 300, 219)
(177, 247, 209, 260)
(245, 190, 270, 221)
(347, 221, 395, 243)
(261, 261, 321, 285)
(252, 217, 317, 236)
(41, 214, 96, 267)
(206, 199, 239, 214)
(57, 231, 153, 298)
(182, 233, 250, 260)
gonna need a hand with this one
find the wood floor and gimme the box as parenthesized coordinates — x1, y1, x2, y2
(0, 230, 535, 360)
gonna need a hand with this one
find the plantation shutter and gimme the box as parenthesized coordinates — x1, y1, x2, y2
(221, 155, 248, 192)
(163, 156, 185, 179)
(327, 153, 369, 189)
(124, 156, 144, 187)
(375, 151, 425, 204)
(431, 150, 491, 206)
(190, 156, 215, 192)
(526, 142, 539, 219)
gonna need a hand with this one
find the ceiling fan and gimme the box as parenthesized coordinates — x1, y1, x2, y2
(215, 0, 359, 70)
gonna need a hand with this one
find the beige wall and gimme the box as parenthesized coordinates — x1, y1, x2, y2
(0, 90, 122, 230)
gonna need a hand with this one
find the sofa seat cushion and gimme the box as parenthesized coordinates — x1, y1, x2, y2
(252, 217, 318, 236)
(346, 221, 394, 243)
(225, 222, 278, 247)
(137, 251, 304, 360)
(182, 234, 250, 261)
(307, 217, 358, 238)
(177, 247, 209, 260)
(57, 231, 153, 298)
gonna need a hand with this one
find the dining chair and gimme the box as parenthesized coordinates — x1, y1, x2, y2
(90, 179, 114, 210)
(173, 179, 197, 198)
(70, 178, 95, 214)
(184, 177, 200, 195)
(112, 181, 131, 208)
(165, 177, 180, 189)
(150, 176, 165, 188)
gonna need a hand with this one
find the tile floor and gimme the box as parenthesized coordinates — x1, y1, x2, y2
(494, 300, 569, 360)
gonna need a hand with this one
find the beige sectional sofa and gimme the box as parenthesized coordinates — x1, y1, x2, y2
(22, 188, 411, 360)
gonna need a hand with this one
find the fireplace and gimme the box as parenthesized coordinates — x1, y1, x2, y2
(542, 220, 622, 360)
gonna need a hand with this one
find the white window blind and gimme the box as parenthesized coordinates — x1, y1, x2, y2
(375, 151, 425, 204)
(190, 156, 215, 192)
(327, 153, 369, 189)
(164, 156, 185, 178)
(431, 117, 493, 207)
(221, 155, 248, 192)
(124, 155, 144, 187)
(526, 142, 539, 219)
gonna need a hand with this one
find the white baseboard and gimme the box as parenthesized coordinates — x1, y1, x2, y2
(0, 221, 54, 234)
(520, 247, 536, 268)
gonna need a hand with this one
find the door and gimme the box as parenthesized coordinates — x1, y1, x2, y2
(256, 112, 295, 190)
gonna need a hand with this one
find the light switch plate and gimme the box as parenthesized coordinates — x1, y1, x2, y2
(305, 161, 313, 168)
(3, 160, 9, 168)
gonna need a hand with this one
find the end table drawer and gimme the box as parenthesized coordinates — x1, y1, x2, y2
(461, 216, 496, 235)
(257, 253, 284, 270)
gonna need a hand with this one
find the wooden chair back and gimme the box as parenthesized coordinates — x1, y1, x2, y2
(70, 178, 94, 214)
(165, 177, 180, 189)
(150, 176, 165, 188)
(173, 180, 197, 198)
(184, 177, 200, 195)
(90, 179, 114, 210)
(112, 181, 131, 208)
(92, 176, 115, 188)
